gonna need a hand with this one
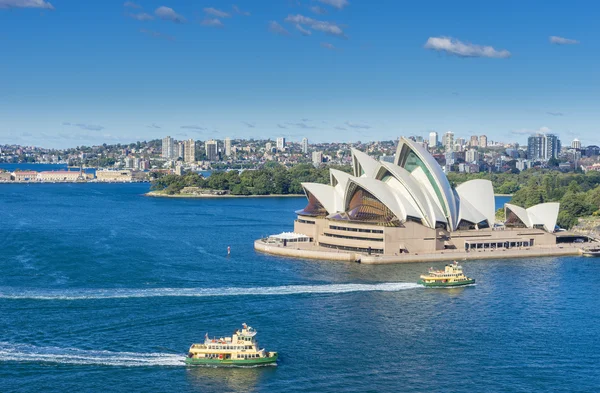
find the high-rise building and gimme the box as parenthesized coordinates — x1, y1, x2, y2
(276, 137, 286, 151)
(265, 142, 273, 152)
(302, 138, 308, 154)
(469, 135, 479, 147)
(205, 140, 218, 162)
(527, 134, 561, 160)
(184, 139, 196, 163)
(175, 141, 185, 159)
(225, 137, 232, 156)
(429, 131, 438, 148)
(479, 135, 488, 148)
(455, 138, 466, 152)
(162, 136, 175, 159)
(571, 139, 581, 149)
(442, 131, 454, 152)
(312, 151, 323, 165)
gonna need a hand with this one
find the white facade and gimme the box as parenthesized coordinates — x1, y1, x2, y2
(184, 139, 196, 163)
(225, 137, 232, 156)
(162, 136, 175, 159)
(302, 138, 308, 154)
(276, 137, 286, 151)
(205, 140, 218, 161)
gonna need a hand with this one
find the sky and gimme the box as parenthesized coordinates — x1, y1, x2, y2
(0, 0, 598, 148)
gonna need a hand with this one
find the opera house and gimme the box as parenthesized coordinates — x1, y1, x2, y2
(256, 137, 572, 262)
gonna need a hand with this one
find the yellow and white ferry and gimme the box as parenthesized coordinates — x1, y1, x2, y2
(418, 261, 475, 287)
(185, 323, 278, 366)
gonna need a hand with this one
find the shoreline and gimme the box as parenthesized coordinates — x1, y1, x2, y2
(254, 240, 582, 264)
(146, 191, 304, 198)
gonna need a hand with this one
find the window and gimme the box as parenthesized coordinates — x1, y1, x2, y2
(345, 184, 400, 227)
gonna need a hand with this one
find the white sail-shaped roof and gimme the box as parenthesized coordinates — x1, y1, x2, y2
(456, 179, 496, 226)
(527, 203, 560, 232)
(343, 177, 424, 224)
(394, 137, 458, 230)
(376, 162, 445, 228)
(505, 202, 559, 232)
(351, 148, 381, 178)
(301, 183, 337, 214)
(457, 195, 488, 226)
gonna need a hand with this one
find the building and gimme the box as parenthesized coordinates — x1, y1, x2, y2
(429, 131, 438, 148)
(312, 151, 323, 165)
(176, 141, 185, 159)
(264, 137, 560, 257)
(95, 170, 133, 182)
(12, 171, 38, 181)
(469, 135, 479, 148)
(205, 140, 218, 161)
(571, 139, 582, 149)
(184, 139, 196, 163)
(465, 149, 479, 163)
(37, 170, 83, 182)
(276, 137, 286, 151)
(302, 138, 309, 154)
(442, 131, 454, 152)
(162, 136, 175, 159)
(527, 134, 561, 160)
(479, 135, 488, 148)
(225, 137, 232, 157)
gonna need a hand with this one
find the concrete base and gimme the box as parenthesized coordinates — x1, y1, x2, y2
(254, 239, 582, 264)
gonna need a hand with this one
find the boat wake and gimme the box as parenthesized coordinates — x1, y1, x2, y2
(0, 342, 184, 367)
(0, 283, 421, 300)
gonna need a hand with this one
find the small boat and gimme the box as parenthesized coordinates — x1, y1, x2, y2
(185, 323, 278, 366)
(418, 261, 475, 288)
(582, 248, 600, 257)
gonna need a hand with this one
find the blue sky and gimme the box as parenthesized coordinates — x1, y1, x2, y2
(0, 0, 598, 148)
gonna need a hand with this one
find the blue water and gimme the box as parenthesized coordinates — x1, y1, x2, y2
(1, 184, 598, 392)
(0, 163, 96, 174)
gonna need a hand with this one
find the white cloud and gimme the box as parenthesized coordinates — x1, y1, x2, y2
(242, 122, 256, 128)
(123, 1, 141, 8)
(550, 36, 579, 45)
(295, 24, 312, 36)
(321, 42, 335, 50)
(0, 0, 53, 9)
(345, 121, 370, 129)
(181, 125, 206, 130)
(285, 14, 345, 38)
(147, 123, 162, 129)
(201, 18, 223, 27)
(512, 126, 551, 135)
(204, 7, 230, 18)
(269, 21, 290, 36)
(155, 6, 186, 23)
(318, 0, 349, 9)
(63, 122, 105, 131)
(310, 5, 327, 15)
(424, 36, 511, 58)
(128, 12, 154, 21)
(232, 5, 250, 16)
(547, 111, 565, 117)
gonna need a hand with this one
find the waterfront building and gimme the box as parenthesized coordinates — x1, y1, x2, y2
(162, 136, 175, 159)
(479, 135, 488, 148)
(37, 170, 83, 182)
(205, 140, 218, 162)
(302, 138, 308, 154)
(225, 137, 232, 156)
(272, 137, 560, 257)
(95, 170, 133, 182)
(0, 171, 11, 181)
(184, 139, 196, 163)
(429, 131, 438, 148)
(276, 137, 286, 151)
(527, 133, 561, 160)
(312, 151, 323, 165)
(571, 139, 582, 149)
(12, 171, 38, 182)
(469, 135, 479, 147)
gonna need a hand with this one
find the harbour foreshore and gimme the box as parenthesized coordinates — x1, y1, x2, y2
(254, 239, 582, 264)
(146, 191, 303, 198)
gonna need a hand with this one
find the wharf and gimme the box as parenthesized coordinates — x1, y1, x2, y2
(254, 240, 582, 264)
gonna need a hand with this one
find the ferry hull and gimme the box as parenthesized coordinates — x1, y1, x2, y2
(418, 279, 475, 288)
(185, 353, 278, 366)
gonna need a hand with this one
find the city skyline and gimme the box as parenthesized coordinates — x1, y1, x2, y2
(1, 0, 598, 148)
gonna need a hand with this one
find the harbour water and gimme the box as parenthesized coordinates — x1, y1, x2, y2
(1, 184, 599, 392)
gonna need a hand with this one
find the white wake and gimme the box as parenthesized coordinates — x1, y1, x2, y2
(0, 282, 421, 300)
(0, 342, 184, 367)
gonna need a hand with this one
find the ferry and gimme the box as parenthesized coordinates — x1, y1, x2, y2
(185, 323, 278, 366)
(582, 248, 600, 257)
(418, 261, 475, 288)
